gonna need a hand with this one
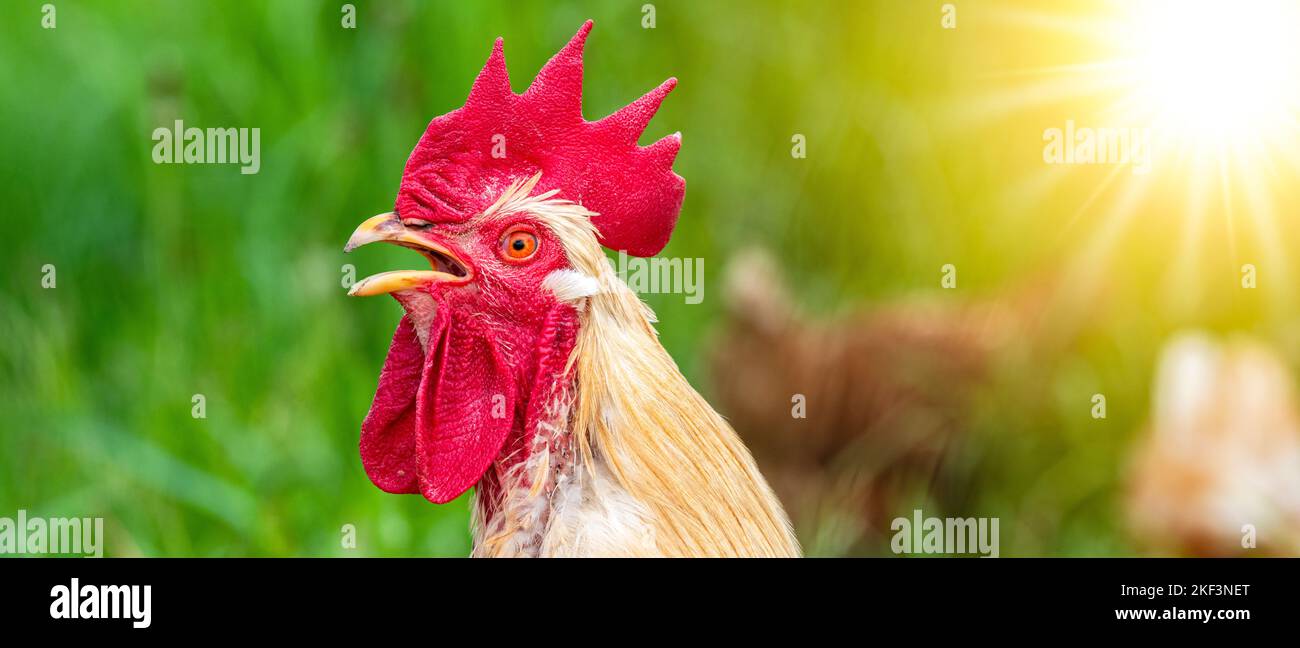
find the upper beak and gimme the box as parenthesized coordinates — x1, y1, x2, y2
(344, 212, 472, 296)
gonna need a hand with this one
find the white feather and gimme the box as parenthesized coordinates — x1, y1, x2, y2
(543, 269, 601, 303)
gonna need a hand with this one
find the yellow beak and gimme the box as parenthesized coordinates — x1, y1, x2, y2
(344, 213, 471, 296)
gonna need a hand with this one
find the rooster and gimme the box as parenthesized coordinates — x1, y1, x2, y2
(343, 21, 799, 557)
(1126, 332, 1300, 555)
(708, 249, 1028, 553)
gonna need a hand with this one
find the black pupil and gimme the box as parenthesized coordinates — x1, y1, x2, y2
(512, 238, 526, 251)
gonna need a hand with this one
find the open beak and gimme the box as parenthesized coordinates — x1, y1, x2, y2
(344, 213, 472, 296)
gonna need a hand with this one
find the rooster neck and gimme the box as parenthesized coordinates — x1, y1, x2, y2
(470, 378, 579, 557)
(468, 336, 659, 557)
(469, 301, 588, 557)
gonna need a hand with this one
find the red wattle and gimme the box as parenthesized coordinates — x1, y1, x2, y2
(360, 308, 518, 504)
(358, 316, 423, 494)
(414, 310, 517, 504)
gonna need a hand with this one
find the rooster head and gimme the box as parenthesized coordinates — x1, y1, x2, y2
(343, 20, 684, 504)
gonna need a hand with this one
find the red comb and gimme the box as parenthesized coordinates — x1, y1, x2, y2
(396, 20, 684, 258)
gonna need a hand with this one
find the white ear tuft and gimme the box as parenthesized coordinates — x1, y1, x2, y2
(544, 269, 601, 302)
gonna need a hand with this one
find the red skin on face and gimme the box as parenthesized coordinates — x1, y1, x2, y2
(358, 216, 578, 504)
(357, 20, 682, 504)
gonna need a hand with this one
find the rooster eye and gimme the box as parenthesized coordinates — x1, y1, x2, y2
(501, 228, 539, 261)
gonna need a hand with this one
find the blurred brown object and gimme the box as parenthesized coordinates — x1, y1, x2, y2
(1127, 333, 1300, 556)
(708, 249, 1041, 555)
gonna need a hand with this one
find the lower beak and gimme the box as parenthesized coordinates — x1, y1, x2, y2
(344, 213, 471, 296)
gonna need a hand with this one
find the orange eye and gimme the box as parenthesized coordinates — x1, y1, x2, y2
(501, 229, 539, 260)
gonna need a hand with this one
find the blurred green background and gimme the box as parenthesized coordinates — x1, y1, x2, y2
(3, 0, 1298, 556)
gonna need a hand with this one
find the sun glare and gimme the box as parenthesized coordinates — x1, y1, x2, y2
(966, 0, 1300, 314)
(1125, 0, 1300, 146)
